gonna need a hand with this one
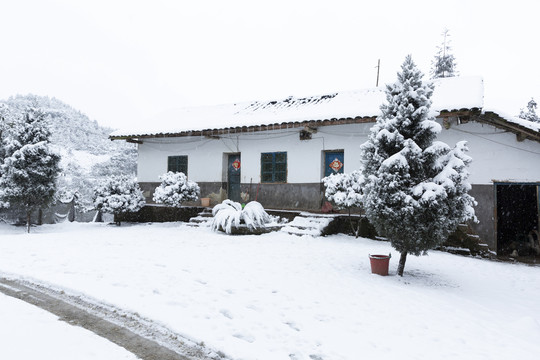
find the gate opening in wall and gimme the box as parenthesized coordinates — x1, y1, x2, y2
(495, 183, 540, 256)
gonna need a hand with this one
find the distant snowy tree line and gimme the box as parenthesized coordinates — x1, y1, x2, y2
(0, 95, 137, 228)
(0, 95, 203, 228)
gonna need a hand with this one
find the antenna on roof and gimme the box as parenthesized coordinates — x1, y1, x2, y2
(375, 59, 381, 87)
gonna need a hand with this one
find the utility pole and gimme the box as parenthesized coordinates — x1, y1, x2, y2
(375, 59, 380, 87)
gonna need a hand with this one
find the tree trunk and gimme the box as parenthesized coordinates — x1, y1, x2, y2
(68, 199, 75, 222)
(94, 210, 103, 223)
(397, 251, 408, 276)
(26, 211, 31, 233)
(349, 218, 360, 238)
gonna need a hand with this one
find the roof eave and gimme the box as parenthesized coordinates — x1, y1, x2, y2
(109, 115, 378, 141)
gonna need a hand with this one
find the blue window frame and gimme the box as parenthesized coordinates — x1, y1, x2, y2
(261, 152, 287, 183)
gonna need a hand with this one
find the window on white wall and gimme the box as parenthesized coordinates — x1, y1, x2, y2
(168, 155, 188, 175)
(261, 152, 287, 183)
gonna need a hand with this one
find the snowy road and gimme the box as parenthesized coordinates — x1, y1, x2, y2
(0, 290, 137, 360)
(0, 277, 222, 360)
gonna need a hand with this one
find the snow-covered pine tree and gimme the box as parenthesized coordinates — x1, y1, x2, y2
(153, 171, 200, 207)
(518, 98, 540, 123)
(360, 55, 476, 276)
(0, 108, 61, 232)
(92, 175, 146, 225)
(431, 28, 458, 79)
(0, 105, 9, 209)
(0, 105, 8, 172)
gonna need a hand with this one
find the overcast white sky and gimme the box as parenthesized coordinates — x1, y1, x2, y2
(1, 0, 539, 129)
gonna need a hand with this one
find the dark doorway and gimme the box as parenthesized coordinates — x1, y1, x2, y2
(227, 154, 241, 202)
(496, 183, 539, 255)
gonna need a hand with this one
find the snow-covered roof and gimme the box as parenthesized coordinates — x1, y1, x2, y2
(484, 107, 540, 133)
(112, 76, 485, 138)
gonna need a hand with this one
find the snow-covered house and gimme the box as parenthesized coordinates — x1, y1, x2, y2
(110, 77, 540, 254)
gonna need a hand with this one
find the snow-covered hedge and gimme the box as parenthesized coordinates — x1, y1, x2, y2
(152, 171, 200, 208)
(93, 175, 145, 220)
(211, 200, 271, 234)
(322, 170, 364, 209)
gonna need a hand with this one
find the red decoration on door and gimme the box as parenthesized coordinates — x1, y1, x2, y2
(232, 159, 241, 171)
(329, 158, 343, 172)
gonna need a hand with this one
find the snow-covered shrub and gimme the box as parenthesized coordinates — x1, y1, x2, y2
(322, 170, 365, 237)
(241, 201, 271, 230)
(211, 200, 242, 234)
(211, 200, 272, 234)
(93, 175, 145, 224)
(153, 171, 200, 207)
(322, 170, 364, 209)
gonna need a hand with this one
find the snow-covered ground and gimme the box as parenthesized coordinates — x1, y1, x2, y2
(0, 292, 137, 359)
(0, 222, 539, 360)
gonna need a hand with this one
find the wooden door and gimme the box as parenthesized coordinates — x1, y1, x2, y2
(228, 154, 241, 202)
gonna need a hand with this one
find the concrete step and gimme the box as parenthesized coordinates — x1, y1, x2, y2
(187, 209, 214, 228)
(280, 214, 335, 236)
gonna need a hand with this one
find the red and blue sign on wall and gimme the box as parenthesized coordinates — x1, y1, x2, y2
(324, 151, 344, 177)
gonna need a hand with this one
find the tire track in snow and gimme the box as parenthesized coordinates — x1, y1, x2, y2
(0, 277, 228, 360)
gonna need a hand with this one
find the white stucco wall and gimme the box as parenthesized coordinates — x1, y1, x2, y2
(137, 121, 540, 185)
(436, 120, 540, 184)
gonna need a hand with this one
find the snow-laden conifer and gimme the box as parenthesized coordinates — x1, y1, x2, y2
(431, 28, 458, 79)
(0, 108, 61, 232)
(93, 175, 145, 225)
(518, 98, 540, 123)
(360, 55, 476, 276)
(152, 171, 200, 207)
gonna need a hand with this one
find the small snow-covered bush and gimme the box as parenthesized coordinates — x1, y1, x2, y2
(211, 200, 242, 234)
(242, 201, 271, 230)
(322, 170, 364, 209)
(211, 200, 272, 234)
(153, 171, 200, 207)
(93, 175, 145, 224)
(322, 170, 365, 238)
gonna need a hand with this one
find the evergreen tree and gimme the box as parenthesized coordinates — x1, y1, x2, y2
(360, 55, 476, 276)
(518, 98, 540, 123)
(153, 171, 200, 208)
(0, 105, 9, 209)
(431, 28, 458, 79)
(0, 108, 61, 232)
(0, 105, 8, 171)
(93, 175, 145, 225)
